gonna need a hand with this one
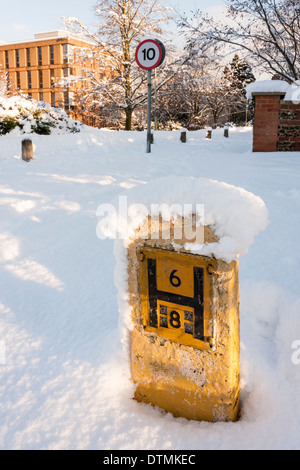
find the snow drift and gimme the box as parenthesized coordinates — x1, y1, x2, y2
(0, 94, 82, 135)
(0, 127, 299, 449)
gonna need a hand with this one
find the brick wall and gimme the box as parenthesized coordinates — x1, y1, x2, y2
(278, 102, 300, 151)
(253, 93, 300, 152)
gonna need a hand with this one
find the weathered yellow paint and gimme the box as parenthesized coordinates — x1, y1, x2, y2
(127, 219, 240, 423)
(130, 327, 240, 422)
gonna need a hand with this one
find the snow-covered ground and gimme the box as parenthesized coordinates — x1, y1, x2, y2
(0, 126, 299, 450)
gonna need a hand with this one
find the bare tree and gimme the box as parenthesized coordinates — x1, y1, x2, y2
(154, 53, 253, 129)
(63, 0, 176, 130)
(180, 0, 300, 83)
(155, 56, 218, 128)
(198, 72, 237, 126)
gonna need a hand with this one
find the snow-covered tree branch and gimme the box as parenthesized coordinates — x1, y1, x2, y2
(179, 0, 300, 83)
(63, 0, 176, 130)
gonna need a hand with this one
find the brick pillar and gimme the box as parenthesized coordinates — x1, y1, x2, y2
(253, 94, 281, 152)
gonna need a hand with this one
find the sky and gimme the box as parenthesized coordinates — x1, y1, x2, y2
(0, 0, 225, 44)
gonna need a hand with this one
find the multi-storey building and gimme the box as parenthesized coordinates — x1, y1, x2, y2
(0, 31, 96, 122)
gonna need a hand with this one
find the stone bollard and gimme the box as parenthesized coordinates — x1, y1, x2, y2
(180, 130, 187, 143)
(22, 139, 34, 162)
(206, 127, 212, 139)
(224, 126, 229, 138)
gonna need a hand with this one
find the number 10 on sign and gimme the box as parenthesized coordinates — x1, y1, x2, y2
(135, 39, 165, 153)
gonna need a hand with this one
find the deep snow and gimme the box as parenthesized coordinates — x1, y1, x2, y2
(0, 126, 299, 450)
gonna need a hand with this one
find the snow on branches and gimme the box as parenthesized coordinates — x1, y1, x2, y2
(63, 0, 174, 130)
(179, 0, 300, 83)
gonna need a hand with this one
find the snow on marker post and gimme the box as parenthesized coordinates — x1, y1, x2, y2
(135, 39, 165, 153)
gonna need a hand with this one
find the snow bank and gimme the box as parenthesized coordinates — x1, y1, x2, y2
(0, 127, 299, 449)
(0, 94, 82, 135)
(246, 79, 300, 103)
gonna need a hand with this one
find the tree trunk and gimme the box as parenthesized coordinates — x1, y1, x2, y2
(125, 107, 132, 131)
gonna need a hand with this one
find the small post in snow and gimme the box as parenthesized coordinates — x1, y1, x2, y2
(206, 127, 212, 140)
(224, 126, 229, 138)
(180, 129, 187, 143)
(22, 139, 34, 162)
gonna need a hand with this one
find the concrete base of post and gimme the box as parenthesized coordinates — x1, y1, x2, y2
(22, 139, 34, 162)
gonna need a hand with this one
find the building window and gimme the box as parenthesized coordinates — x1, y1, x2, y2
(27, 70, 32, 89)
(50, 69, 55, 87)
(26, 48, 31, 67)
(63, 67, 74, 78)
(38, 46, 42, 66)
(15, 49, 20, 68)
(39, 70, 43, 89)
(63, 44, 69, 64)
(39, 92, 44, 101)
(51, 91, 56, 107)
(28, 92, 32, 99)
(50, 45, 54, 65)
(64, 91, 69, 107)
(5, 51, 9, 69)
(63, 91, 74, 110)
(16, 71, 21, 89)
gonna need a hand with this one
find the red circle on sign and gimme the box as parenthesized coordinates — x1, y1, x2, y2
(135, 39, 163, 71)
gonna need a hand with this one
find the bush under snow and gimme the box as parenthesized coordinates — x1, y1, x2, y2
(0, 94, 82, 135)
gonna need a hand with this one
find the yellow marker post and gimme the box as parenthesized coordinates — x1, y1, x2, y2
(127, 218, 240, 423)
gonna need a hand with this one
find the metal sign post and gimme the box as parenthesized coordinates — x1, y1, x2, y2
(147, 70, 152, 153)
(135, 39, 165, 153)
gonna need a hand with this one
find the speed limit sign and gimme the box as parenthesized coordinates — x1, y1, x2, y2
(135, 38, 165, 71)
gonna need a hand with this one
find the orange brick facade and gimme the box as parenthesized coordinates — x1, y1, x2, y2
(253, 93, 300, 152)
(0, 32, 96, 123)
